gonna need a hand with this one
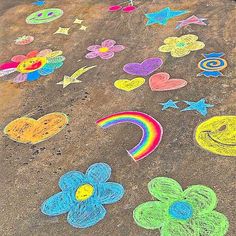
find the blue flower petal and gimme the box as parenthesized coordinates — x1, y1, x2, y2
(67, 201, 106, 228)
(41, 191, 75, 216)
(47, 62, 64, 69)
(97, 182, 125, 204)
(86, 163, 111, 183)
(38, 66, 54, 76)
(59, 171, 86, 191)
(27, 71, 41, 81)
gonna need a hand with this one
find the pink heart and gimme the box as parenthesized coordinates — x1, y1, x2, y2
(149, 72, 187, 91)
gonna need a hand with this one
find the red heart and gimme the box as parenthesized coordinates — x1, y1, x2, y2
(149, 72, 187, 91)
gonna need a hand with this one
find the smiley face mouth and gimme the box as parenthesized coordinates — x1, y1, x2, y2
(202, 131, 236, 147)
(25, 61, 42, 70)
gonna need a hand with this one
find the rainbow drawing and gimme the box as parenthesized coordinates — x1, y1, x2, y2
(96, 111, 163, 161)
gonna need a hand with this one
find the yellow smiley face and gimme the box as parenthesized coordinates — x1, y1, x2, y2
(195, 116, 236, 156)
(17, 57, 46, 73)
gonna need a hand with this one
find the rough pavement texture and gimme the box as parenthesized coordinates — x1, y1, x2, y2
(0, 0, 235, 235)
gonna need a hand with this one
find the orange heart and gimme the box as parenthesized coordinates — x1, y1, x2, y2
(4, 112, 69, 144)
(149, 72, 187, 91)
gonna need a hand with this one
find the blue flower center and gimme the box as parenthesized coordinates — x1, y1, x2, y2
(169, 201, 193, 220)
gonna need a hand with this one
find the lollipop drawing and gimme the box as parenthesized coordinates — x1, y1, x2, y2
(108, 0, 137, 13)
(197, 52, 227, 77)
(0, 49, 65, 83)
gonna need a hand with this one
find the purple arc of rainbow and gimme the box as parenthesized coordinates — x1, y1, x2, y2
(96, 111, 163, 161)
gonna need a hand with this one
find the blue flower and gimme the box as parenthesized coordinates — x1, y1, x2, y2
(41, 163, 125, 228)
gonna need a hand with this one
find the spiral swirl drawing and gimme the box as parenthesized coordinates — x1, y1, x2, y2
(198, 58, 227, 71)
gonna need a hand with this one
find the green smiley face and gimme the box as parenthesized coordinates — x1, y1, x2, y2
(26, 8, 63, 24)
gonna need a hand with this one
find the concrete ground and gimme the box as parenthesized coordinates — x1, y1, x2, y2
(0, 0, 235, 235)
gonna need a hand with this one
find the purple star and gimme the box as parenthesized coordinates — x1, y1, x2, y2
(176, 15, 207, 29)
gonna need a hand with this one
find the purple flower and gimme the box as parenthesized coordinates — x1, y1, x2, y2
(85, 39, 125, 60)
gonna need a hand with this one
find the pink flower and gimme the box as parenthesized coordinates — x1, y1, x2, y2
(85, 39, 125, 60)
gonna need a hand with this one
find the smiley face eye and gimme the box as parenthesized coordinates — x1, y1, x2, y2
(37, 13, 43, 17)
(48, 12, 54, 16)
(218, 125, 227, 132)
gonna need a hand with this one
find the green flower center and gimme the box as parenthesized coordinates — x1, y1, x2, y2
(169, 201, 193, 220)
(176, 42, 186, 48)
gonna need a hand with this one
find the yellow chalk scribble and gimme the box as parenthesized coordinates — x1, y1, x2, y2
(114, 77, 145, 92)
(195, 116, 236, 156)
(54, 27, 70, 35)
(4, 112, 69, 144)
(57, 66, 97, 88)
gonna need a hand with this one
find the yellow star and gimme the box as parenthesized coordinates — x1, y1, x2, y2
(57, 66, 96, 88)
(80, 25, 87, 31)
(57, 76, 82, 88)
(54, 27, 70, 35)
(73, 19, 83, 24)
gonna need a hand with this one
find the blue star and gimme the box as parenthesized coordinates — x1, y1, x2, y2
(145, 7, 189, 26)
(32, 0, 45, 6)
(160, 100, 179, 110)
(181, 98, 214, 116)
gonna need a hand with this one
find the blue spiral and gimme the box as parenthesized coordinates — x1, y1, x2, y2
(199, 58, 227, 71)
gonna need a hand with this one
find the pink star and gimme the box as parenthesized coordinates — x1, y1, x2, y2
(176, 15, 207, 29)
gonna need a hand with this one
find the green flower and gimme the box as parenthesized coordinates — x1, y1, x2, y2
(133, 177, 229, 236)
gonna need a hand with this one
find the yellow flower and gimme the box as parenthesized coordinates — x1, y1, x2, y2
(158, 34, 205, 57)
